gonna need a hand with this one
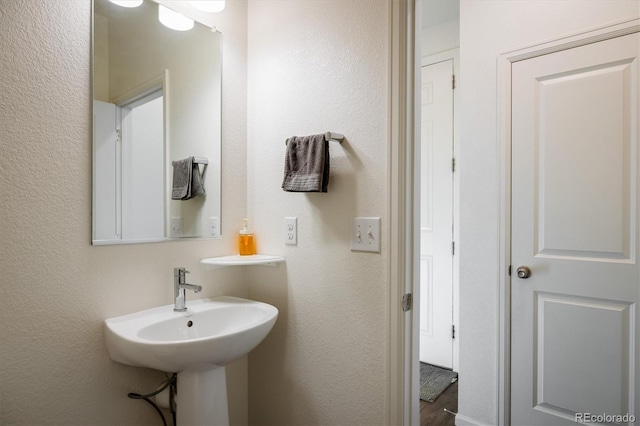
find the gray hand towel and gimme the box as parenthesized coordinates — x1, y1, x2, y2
(282, 134, 330, 192)
(171, 157, 206, 200)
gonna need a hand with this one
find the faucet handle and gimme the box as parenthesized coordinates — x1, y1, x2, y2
(174, 267, 191, 276)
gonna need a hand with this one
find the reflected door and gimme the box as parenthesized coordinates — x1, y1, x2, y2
(419, 59, 454, 369)
(511, 32, 640, 424)
(121, 95, 164, 241)
(93, 94, 164, 244)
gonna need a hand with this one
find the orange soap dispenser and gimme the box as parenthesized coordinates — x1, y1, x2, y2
(238, 218, 256, 255)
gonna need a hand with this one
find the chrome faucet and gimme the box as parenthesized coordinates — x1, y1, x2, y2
(173, 267, 202, 312)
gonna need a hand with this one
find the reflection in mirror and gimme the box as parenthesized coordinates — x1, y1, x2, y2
(92, 0, 222, 245)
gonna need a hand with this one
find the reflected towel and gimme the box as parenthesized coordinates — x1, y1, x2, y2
(171, 157, 205, 200)
(282, 134, 329, 192)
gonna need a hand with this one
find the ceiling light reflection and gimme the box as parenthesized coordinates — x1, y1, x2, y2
(158, 5, 195, 31)
(108, 0, 144, 7)
(190, 1, 225, 13)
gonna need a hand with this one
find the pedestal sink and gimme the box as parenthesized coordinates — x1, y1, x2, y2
(104, 296, 278, 425)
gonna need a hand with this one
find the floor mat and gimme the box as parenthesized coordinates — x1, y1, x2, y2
(420, 362, 458, 403)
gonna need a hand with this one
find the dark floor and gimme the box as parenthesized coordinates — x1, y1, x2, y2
(420, 379, 458, 426)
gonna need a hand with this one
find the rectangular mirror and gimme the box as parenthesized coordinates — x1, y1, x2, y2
(92, 0, 222, 245)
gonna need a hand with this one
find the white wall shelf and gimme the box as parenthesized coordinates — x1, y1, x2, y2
(200, 254, 285, 269)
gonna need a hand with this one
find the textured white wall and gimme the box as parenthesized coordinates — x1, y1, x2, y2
(245, 1, 389, 424)
(10, 1, 632, 425)
(458, 1, 640, 424)
(0, 1, 249, 425)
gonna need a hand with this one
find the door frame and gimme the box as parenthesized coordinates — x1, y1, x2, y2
(496, 17, 640, 426)
(387, 0, 419, 424)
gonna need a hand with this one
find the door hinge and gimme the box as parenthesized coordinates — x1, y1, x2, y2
(508, 265, 512, 276)
(116, 129, 122, 144)
(452, 241, 455, 255)
(452, 74, 456, 89)
(452, 324, 456, 339)
(402, 293, 413, 312)
(452, 157, 456, 173)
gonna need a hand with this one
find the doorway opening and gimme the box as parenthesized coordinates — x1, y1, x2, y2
(417, 1, 460, 425)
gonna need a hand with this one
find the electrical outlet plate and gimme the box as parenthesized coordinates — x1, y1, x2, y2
(285, 217, 297, 245)
(350, 217, 381, 252)
(208, 217, 220, 237)
(170, 217, 183, 238)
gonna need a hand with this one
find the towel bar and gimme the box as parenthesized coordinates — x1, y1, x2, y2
(285, 132, 345, 145)
(194, 157, 208, 181)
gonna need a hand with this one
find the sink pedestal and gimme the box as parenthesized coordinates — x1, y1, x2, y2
(177, 366, 229, 426)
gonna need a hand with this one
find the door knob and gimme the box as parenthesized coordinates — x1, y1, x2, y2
(517, 266, 532, 279)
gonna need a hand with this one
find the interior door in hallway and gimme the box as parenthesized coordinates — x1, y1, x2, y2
(420, 59, 454, 369)
(511, 32, 640, 425)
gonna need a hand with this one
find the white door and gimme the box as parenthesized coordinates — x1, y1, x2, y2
(420, 60, 454, 369)
(121, 95, 165, 241)
(511, 33, 640, 425)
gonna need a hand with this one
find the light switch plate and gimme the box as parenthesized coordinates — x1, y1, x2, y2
(350, 217, 381, 252)
(285, 217, 297, 245)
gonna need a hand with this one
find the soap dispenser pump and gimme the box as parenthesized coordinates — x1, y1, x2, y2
(238, 218, 256, 255)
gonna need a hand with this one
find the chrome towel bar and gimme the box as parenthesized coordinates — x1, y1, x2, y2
(285, 132, 345, 145)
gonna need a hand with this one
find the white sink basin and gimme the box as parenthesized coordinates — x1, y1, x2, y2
(105, 296, 278, 373)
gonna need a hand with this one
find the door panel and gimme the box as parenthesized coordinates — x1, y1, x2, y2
(511, 33, 639, 425)
(534, 293, 632, 417)
(536, 60, 634, 260)
(420, 59, 454, 369)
